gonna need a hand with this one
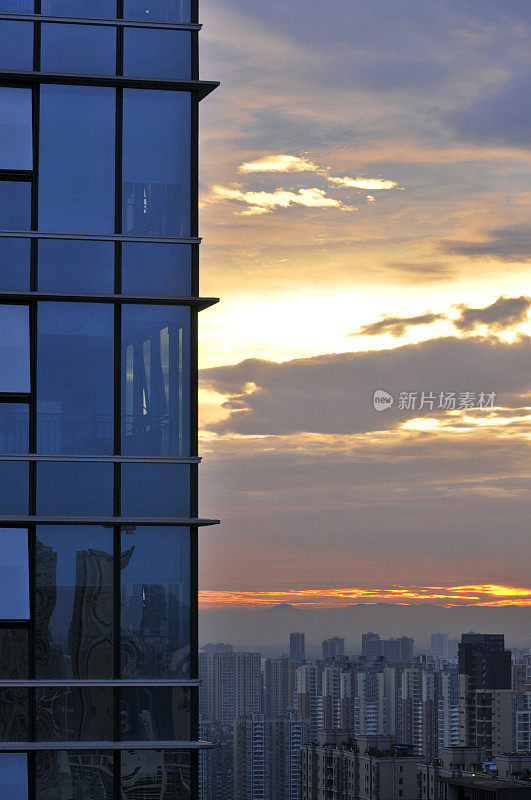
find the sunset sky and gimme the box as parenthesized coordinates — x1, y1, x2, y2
(196, 0, 531, 610)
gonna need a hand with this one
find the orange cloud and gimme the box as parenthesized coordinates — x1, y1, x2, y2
(238, 154, 320, 173)
(209, 185, 354, 215)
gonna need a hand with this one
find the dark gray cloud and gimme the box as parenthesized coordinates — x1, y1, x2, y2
(441, 224, 531, 261)
(356, 312, 445, 337)
(454, 296, 531, 331)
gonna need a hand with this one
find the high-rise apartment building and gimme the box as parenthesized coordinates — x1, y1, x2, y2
(290, 632, 306, 662)
(362, 633, 414, 663)
(199, 651, 263, 727)
(322, 636, 345, 660)
(264, 655, 297, 717)
(0, 2, 218, 796)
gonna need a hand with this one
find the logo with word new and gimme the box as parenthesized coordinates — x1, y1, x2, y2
(373, 389, 394, 411)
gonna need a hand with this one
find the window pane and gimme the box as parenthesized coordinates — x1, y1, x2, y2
(0, 753, 28, 800)
(121, 686, 192, 740)
(36, 525, 114, 678)
(0, 88, 32, 169)
(37, 302, 114, 455)
(0, 181, 31, 230)
(0, 687, 28, 741)
(121, 463, 190, 517)
(0, 306, 30, 392)
(0, 529, 29, 619)
(122, 242, 191, 296)
(37, 462, 114, 515)
(123, 90, 190, 237)
(0, 238, 30, 291)
(122, 305, 190, 456)
(36, 752, 113, 800)
(0, 463, 28, 514)
(121, 750, 191, 799)
(0, 404, 29, 453)
(41, 0, 116, 17)
(123, 0, 190, 23)
(121, 526, 190, 678)
(124, 28, 191, 80)
(36, 687, 113, 741)
(0, 0, 33, 9)
(0, 21, 33, 71)
(39, 85, 115, 234)
(0, 628, 28, 678)
(41, 23, 116, 75)
(38, 239, 115, 293)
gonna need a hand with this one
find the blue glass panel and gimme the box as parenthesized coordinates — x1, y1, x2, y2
(122, 90, 190, 237)
(36, 525, 114, 678)
(120, 526, 190, 678)
(122, 242, 191, 297)
(123, 0, 190, 23)
(0, 306, 30, 392)
(0, 754, 28, 799)
(0, 239, 30, 291)
(0, 404, 29, 453)
(0, 529, 29, 619)
(124, 28, 191, 80)
(0, 21, 33, 71)
(0, 1, 33, 11)
(0, 182, 31, 230)
(36, 752, 113, 799)
(121, 462, 190, 517)
(0, 462, 28, 514)
(38, 239, 115, 293)
(39, 85, 115, 234)
(37, 462, 114, 515)
(121, 687, 191, 740)
(41, 0, 116, 17)
(36, 687, 113, 741)
(0, 629, 28, 678)
(122, 305, 190, 456)
(0, 88, 32, 169)
(37, 302, 114, 455)
(41, 23, 116, 75)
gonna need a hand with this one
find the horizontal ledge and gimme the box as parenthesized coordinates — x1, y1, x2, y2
(0, 455, 201, 463)
(0, 740, 214, 751)
(0, 291, 219, 310)
(0, 13, 202, 30)
(0, 231, 202, 243)
(0, 70, 219, 99)
(0, 517, 220, 526)
(0, 680, 199, 687)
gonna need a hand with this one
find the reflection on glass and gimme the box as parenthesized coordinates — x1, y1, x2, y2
(36, 687, 113, 741)
(0, 629, 28, 678)
(122, 305, 190, 456)
(35, 526, 114, 678)
(0, 404, 29, 453)
(120, 527, 190, 678)
(0, 238, 30, 291)
(121, 463, 190, 518)
(0, 88, 32, 169)
(124, 28, 191, 80)
(38, 239, 115, 293)
(122, 242, 191, 297)
(0, 305, 29, 392)
(0, 462, 28, 515)
(0, 21, 33, 71)
(0, 753, 28, 800)
(124, 0, 190, 23)
(37, 302, 114, 454)
(0, 181, 31, 230)
(41, 0, 116, 17)
(41, 23, 116, 75)
(0, 529, 29, 619)
(0, 630, 28, 742)
(37, 462, 114, 516)
(36, 751, 113, 800)
(122, 90, 190, 236)
(121, 687, 191, 740)
(39, 85, 115, 234)
(121, 750, 191, 799)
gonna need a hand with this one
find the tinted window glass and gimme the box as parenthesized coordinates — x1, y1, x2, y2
(124, 0, 190, 23)
(0, 181, 31, 230)
(0, 21, 33, 71)
(0, 405, 29, 454)
(39, 85, 115, 234)
(0, 628, 28, 678)
(36, 687, 113, 741)
(0, 88, 32, 169)
(0, 306, 30, 392)
(37, 462, 114, 515)
(38, 239, 115, 293)
(123, 90, 190, 237)
(121, 463, 190, 518)
(0, 463, 28, 514)
(121, 750, 191, 799)
(121, 526, 190, 678)
(41, 0, 116, 17)
(122, 242, 191, 296)
(0, 238, 30, 291)
(36, 525, 114, 678)
(121, 687, 191, 740)
(0, 0, 33, 10)
(0, 686, 28, 741)
(37, 302, 114, 455)
(0, 753, 28, 799)
(122, 305, 190, 456)
(41, 23, 116, 75)
(0, 529, 29, 619)
(124, 28, 191, 80)
(36, 751, 113, 800)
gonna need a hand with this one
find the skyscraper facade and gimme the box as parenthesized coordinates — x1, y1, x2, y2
(290, 632, 305, 662)
(0, 1, 217, 797)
